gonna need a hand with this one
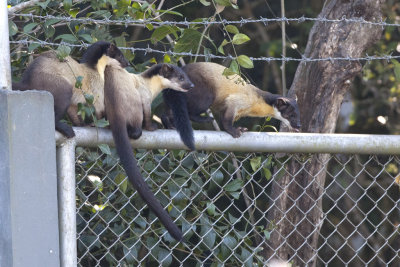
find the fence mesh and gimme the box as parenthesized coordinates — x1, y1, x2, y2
(74, 146, 400, 266)
(9, 2, 400, 266)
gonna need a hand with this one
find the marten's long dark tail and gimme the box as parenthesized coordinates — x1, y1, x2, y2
(110, 120, 183, 241)
(162, 89, 195, 150)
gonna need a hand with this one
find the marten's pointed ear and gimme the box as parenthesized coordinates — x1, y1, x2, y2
(275, 97, 289, 109)
(107, 43, 117, 55)
(161, 64, 173, 77)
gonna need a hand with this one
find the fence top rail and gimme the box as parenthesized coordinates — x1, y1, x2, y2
(56, 127, 400, 155)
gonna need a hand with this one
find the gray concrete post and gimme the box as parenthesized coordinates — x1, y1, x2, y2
(0, 1, 11, 90)
(0, 90, 60, 267)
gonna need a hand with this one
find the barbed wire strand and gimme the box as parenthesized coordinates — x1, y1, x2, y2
(10, 39, 400, 63)
(10, 13, 397, 28)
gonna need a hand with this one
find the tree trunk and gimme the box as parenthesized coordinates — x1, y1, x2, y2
(264, 0, 384, 266)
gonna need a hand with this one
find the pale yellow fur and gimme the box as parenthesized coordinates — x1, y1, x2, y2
(25, 52, 109, 121)
(107, 59, 171, 104)
(105, 60, 180, 131)
(96, 55, 109, 81)
(62, 54, 113, 119)
(147, 75, 169, 99)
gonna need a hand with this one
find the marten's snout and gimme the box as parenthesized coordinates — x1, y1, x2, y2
(117, 54, 130, 68)
(183, 81, 194, 90)
(291, 121, 301, 132)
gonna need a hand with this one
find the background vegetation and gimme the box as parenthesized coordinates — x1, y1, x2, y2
(8, 0, 400, 266)
(9, 0, 400, 134)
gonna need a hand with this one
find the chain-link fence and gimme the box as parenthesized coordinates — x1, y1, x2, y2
(62, 129, 400, 266)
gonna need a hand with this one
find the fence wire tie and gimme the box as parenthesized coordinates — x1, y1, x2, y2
(145, 46, 152, 54)
(283, 16, 290, 25)
(260, 16, 268, 26)
(298, 16, 306, 23)
(301, 55, 308, 65)
(319, 16, 327, 24)
(386, 53, 393, 63)
(239, 17, 244, 27)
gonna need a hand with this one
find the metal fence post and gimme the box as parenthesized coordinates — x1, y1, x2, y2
(57, 138, 77, 267)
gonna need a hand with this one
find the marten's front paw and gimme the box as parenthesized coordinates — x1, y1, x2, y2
(145, 123, 158, 131)
(128, 128, 142, 139)
(237, 127, 248, 136)
(228, 127, 247, 138)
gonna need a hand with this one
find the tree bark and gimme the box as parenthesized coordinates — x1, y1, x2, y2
(264, 0, 384, 266)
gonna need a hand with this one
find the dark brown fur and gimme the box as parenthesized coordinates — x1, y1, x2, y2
(104, 61, 193, 241)
(13, 41, 129, 137)
(162, 62, 301, 144)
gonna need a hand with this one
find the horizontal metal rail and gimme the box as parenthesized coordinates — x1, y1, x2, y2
(56, 127, 400, 155)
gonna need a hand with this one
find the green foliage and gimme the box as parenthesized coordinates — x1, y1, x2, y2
(174, 28, 203, 53)
(10, 0, 255, 92)
(218, 39, 229, 54)
(74, 76, 83, 89)
(13, 0, 396, 265)
(200, 0, 211, 6)
(23, 22, 38, 33)
(232, 33, 250, 45)
(74, 145, 285, 265)
(151, 25, 179, 44)
(237, 55, 254, 69)
(348, 3, 400, 134)
(391, 59, 400, 82)
(225, 25, 239, 34)
(8, 20, 18, 36)
(23, 0, 283, 252)
(56, 45, 71, 61)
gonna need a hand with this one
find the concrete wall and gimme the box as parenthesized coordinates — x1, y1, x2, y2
(0, 89, 60, 267)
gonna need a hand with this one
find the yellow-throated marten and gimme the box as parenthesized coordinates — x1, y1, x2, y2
(162, 62, 301, 149)
(13, 41, 129, 137)
(104, 61, 193, 241)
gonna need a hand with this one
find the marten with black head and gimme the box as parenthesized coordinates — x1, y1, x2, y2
(104, 61, 193, 241)
(162, 62, 301, 150)
(13, 41, 129, 137)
